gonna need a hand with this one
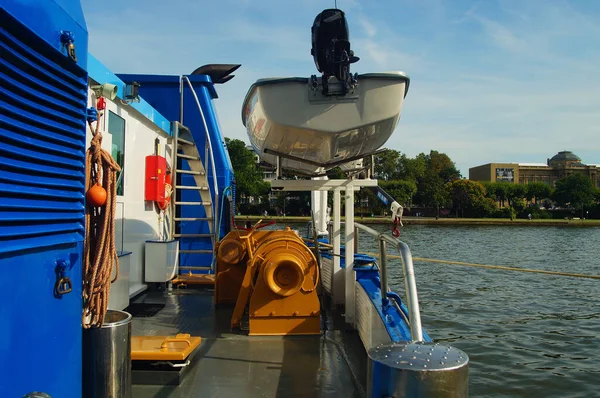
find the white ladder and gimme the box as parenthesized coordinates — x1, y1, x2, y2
(170, 121, 216, 273)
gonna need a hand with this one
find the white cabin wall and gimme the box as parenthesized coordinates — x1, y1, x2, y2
(86, 87, 173, 302)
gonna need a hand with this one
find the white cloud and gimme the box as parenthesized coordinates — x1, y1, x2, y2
(358, 16, 377, 38)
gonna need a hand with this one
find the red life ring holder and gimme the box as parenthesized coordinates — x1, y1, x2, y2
(157, 172, 172, 211)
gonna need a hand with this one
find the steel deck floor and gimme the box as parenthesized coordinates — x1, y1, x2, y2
(131, 287, 366, 398)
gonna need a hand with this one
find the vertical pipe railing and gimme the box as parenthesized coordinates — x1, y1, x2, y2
(169, 121, 179, 241)
(181, 76, 220, 246)
(333, 188, 342, 304)
(396, 240, 422, 342)
(378, 237, 389, 306)
(306, 221, 313, 240)
(344, 186, 355, 325)
(355, 222, 423, 342)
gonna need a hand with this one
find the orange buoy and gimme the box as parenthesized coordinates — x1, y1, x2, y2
(87, 183, 107, 207)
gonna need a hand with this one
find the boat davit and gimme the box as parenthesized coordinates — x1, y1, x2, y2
(242, 8, 410, 176)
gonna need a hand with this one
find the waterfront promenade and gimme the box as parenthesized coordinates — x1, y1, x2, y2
(235, 215, 600, 227)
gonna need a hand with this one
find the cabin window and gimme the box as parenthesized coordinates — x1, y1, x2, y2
(108, 111, 126, 196)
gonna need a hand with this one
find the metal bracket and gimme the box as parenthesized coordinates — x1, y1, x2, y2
(307, 75, 359, 103)
(390, 202, 404, 227)
(54, 259, 73, 297)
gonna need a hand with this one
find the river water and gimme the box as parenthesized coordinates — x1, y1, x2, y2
(289, 222, 600, 397)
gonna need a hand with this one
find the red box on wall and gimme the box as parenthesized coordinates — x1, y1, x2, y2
(145, 155, 167, 202)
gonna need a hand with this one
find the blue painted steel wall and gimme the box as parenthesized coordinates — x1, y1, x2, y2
(117, 73, 236, 269)
(115, 74, 235, 191)
(87, 54, 171, 134)
(321, 252, 432, 343)
(2, 0, 88, 70)
(0, 1, 88, 396)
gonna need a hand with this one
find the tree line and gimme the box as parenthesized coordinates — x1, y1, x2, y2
(225, 138, 600, 219)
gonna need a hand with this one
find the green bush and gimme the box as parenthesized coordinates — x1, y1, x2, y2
(519, 205, 553, 219)
(492, 207, 513, 218)
(534, 210, 553, 219)
(476, 197, 498, 217)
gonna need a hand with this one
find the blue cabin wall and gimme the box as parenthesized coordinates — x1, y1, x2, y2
(117, 74, 235, 269)
(115, 74, 235, 200)
(0, 0, 88, 396)
(2, 0, 88, 70)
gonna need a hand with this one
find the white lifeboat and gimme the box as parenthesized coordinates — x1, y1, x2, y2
(241, 72, 410, 175)
(241, 8, 410, 176)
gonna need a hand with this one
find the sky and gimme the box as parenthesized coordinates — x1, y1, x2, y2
(82, 0, 600, 177)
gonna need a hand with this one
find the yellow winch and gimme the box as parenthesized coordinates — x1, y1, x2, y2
(215, 222, 320, 336)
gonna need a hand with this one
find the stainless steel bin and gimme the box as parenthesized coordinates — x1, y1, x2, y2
(83, 310, 132, 398)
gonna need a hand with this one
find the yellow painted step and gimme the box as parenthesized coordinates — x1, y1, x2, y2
(131, 333, 201, 361)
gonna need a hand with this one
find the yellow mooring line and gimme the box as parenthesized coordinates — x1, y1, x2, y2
(360, 252, 600, 280)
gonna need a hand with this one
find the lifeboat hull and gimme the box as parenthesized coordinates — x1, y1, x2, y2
(242, 72, 410, 175)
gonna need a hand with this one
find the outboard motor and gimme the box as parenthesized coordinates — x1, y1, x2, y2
(311, 9, 359, 96)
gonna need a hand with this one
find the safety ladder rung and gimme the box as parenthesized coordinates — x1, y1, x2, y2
(175, 185, 209, 190)
(174, 233, 214, 238)
(176, 169, 205, 176)
(177, 137, 194, 146)
(178, 266, 212, 270)
(179, 250, 214, 254)
(178, 154, 201, 161)
(174, 217, 213, 221)
(175, 201, 212, 206)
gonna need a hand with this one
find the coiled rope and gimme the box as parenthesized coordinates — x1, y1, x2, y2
(82, 111, 121, 328)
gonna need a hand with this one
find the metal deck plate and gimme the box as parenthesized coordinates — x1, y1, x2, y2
(131, 289, 365, 397)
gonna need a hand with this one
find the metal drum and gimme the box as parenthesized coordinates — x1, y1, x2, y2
(83, 310, 132, 398)
(367, 342, 469, 398)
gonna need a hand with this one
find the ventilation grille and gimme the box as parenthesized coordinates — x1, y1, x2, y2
(0, 9, 88, 255)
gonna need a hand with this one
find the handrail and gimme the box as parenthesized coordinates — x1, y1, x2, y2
(354, 222, 423, 342)
(169, 120, 178, 241)
(306, 221, 313, 239)
(181, 76, 220, 254)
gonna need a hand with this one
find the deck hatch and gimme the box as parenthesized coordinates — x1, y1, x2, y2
(131, 334, 202, 361)
(0, 9, 88, 256)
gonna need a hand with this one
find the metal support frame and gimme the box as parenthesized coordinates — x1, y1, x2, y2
(270, 179, 377, 191)
(264, 147, 387, 173)
(344, 185, 355, 324)
(332, 189, 342, 304)
(310, 176, 329, 237)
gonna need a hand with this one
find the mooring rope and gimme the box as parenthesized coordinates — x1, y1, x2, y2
(82, 112, 121, 328)
(302, 239, 599, 280)
(361, 252, 600, 280)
